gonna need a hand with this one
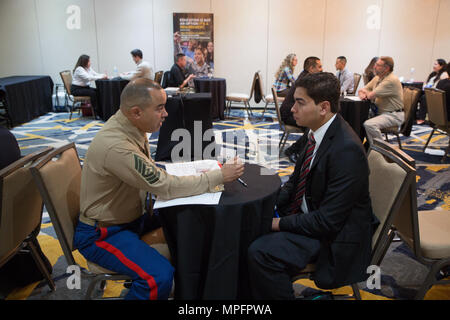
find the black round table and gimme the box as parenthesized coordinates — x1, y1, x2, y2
(194, 77, 226, 120)
(155, 93, 214, 162)
(158, 163, 281, 299)
(339, 97, 371, 141)
(95, 79, 129, 121)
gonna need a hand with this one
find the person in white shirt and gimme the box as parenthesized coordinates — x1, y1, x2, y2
(335, 56, 355, 94)
(120, 49, 154, 81)
(71, 54, 107, 116)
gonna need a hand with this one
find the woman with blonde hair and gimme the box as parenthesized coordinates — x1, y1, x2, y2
(273, 53, 298, 97)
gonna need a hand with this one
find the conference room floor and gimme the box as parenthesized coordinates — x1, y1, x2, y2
(5, 106, 450, 300)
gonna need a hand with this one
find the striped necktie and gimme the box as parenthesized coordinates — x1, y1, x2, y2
(288, 133, 316, 215)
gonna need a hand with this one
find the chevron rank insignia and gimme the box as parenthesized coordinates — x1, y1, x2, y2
(134, 154, 160, 185)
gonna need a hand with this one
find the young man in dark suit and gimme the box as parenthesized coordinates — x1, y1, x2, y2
(248, 72, 378, 299)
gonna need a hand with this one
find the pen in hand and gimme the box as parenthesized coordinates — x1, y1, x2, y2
(237, 178, 248, 188)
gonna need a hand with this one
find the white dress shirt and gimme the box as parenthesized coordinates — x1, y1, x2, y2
(301, 114, 337, 214)
(72, 66, 105, 87)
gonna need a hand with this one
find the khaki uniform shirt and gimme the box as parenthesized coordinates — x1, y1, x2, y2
(363, 72, 404, 113)
(79, 110, 224, 226)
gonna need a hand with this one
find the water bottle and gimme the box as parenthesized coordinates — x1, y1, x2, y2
(113, 66, 118, 78)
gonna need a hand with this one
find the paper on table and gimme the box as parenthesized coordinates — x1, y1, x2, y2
(345, 96, 362, 101)
(153, 159, 223, 209)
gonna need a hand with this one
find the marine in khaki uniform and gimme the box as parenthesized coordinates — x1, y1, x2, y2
(358, 56, 404, 146)
(73, 79, 244, 300)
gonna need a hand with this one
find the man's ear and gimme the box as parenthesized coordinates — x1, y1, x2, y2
(319, 101, 331, 115)
(128, 106, 141, 119)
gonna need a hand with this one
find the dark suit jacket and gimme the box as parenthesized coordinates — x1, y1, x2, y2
(277, 114, 379, 289)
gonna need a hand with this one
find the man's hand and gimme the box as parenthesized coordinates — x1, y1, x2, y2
(358, 89, 368, 100)
(272, 218, 280, 231)
(221, 157, 244, 183)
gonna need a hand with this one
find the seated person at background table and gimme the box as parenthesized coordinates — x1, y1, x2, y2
(281, 56, 323, 163)
(416, 58, 447, 124)
(120, 49, 154, 81)
(168, 53, 195, 89)
(273, 53, 298, 97)
(247, 72, 377, 300)
(359, 56, 404, 147)
(363, 56, 378, 85)
(436, 62, 450, 121)
(73, 78, 244, 300)
(72, 54, 107, 116)
(335, 56, 355, 94)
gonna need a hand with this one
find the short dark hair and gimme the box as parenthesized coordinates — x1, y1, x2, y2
(337, 56, 347, 64)
(444, 62, 450, 75)
(131, 49, 143, 59)
(175, 53, 186, 62)
(295, 72, 340, 113)
(303, 56, 320, 72)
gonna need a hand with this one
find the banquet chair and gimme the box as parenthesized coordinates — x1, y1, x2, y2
(161, 71, 170, 89)
(422, 88, 449, 163)
(374, 140, 450, 299)
(154, 71, 164, 85)
(291, 138, 416, 300)
(30, 142, 171, 299)
(256, 71, 285, 117)
(0, 147, 55, 292)
(272, 87, 303, 154)
(349, 73, 362, 95)
(59, 70, 95, 120)
(381, 87, 421, 149)
(225, 72, 258, 118)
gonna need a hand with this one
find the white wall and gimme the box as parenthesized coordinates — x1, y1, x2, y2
(1, 0, 450, 97)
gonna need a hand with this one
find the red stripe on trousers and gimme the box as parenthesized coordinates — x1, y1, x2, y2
(95, 240, 158, 300)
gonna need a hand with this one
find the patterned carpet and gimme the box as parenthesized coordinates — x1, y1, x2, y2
(4, 107, 450, 300)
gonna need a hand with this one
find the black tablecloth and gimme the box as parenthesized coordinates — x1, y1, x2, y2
(339, 97, 371, 141)
(158, 163, 281, 299)
(194, 77, 226, 120)
(156, 93, 214, 161)
(95, 79, 129, 121)
(0, 76, 54, 127)
(402, 82, 423, 90)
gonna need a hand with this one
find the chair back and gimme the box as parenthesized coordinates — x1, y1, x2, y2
(424, 88, 448, 128)
(0, 147, 53, 263)
(363, 73, 371, 86)
(248, 71, 259, 100)
(352, 73, 362, 94)
(30, 143, 82, 266)
(367, 139, 416, 258)
(271, 87, 284, 128)
(401, 87, 421, 136)
(154, 71, 163, 85)
(254, 71, 265, 102)
(161, 71, 170, 89)
(60, 70, 73, 96)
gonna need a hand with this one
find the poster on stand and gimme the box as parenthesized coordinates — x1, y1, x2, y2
(173, 13, 214, 70)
